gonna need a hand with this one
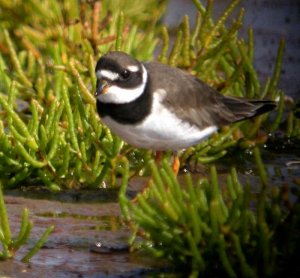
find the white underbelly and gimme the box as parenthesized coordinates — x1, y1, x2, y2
(101, 103, 217, 151)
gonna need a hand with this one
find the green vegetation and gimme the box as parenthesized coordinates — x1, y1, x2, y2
(0, 183, 54, 262)
(119, 148, 300, 277)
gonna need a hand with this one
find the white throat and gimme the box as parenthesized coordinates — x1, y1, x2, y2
(97, 64, 147, 104)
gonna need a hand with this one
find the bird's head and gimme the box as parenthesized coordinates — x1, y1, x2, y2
(95, 51, 147, 104)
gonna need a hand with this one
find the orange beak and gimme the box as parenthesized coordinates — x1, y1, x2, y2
(95, 80, 109, 96)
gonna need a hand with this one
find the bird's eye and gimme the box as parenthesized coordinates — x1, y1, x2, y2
(120, 70, 130, 80)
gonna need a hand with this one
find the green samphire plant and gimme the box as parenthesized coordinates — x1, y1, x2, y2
(119, 147, 300, 277)
(0, 183, 54, 262)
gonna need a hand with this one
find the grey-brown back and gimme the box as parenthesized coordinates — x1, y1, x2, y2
(144, 61, 276, 129)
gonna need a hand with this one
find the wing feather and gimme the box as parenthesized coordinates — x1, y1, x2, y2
(144, 62, 275, 129)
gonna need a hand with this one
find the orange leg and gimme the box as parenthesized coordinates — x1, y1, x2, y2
(172, 154, 180, 176)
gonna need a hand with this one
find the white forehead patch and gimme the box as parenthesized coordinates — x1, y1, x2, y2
(127, 65, 139, 72)
(97, 70, 119, 81)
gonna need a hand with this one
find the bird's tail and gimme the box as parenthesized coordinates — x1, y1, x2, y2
(222, 97, 277, 122)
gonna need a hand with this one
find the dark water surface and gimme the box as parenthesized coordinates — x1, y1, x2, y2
(1, 186, 168, 277)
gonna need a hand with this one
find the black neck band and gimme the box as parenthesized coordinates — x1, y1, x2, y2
(96, 78, 152, 125)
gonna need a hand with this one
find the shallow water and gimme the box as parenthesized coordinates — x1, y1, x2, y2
(1, 189, 168, 277)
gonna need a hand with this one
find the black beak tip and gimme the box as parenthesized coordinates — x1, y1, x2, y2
(95, 80, 107, 97)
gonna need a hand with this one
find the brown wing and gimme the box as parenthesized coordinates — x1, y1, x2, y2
(144, 62, 276, 129)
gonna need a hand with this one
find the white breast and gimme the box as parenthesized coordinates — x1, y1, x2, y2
(101, 90, 217, 151)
